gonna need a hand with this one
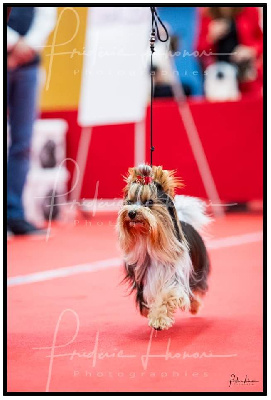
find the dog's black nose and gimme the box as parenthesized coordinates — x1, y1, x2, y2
(217, 71, 224, 80)
(128, 210, 137, 219)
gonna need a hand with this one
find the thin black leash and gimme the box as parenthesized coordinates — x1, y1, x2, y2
(149, 7, 169, 167)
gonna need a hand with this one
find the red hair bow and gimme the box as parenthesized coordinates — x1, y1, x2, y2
(136, 175, 153, 185)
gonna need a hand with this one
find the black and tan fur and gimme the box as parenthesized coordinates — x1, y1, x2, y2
(117, 164, 210, 330)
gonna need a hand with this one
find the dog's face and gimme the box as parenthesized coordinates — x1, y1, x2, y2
(117, 165, 183, 259)
(119, 181, 162, 235)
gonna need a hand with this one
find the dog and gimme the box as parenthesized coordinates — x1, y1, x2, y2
(117, 164, 210, 330)
(204, 61, 240, 101)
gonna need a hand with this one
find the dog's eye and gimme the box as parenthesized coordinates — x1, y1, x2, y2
(126, 200, 133, 205)
(145, 199, 154, 207)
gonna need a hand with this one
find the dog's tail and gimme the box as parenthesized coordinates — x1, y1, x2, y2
(174, 195, 212, 231)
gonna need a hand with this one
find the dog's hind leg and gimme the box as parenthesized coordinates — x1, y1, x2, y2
(180, 221, 210, 315)
(189, 291, 203, 315)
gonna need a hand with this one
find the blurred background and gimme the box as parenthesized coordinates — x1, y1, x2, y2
(7, 6, 263, 228)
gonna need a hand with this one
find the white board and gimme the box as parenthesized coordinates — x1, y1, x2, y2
(78, 7, 150, 127)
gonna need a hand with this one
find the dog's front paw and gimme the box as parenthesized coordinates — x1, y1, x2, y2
(148, 305, 174, 330)
(148, 315, 173, 330)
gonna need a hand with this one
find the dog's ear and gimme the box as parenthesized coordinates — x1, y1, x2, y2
(123, 167, 137, 195)
(126, 167, 138, 183)
(124, 166, 137, 183)
(152, 166, 183, 198)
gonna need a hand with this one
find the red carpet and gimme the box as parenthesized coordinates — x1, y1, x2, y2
(7, 212, 263, 393)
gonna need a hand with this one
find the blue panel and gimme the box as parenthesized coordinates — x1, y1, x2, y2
(157, 7, 203, 96)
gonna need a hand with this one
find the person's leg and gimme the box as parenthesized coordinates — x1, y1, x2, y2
(7, 65, 38, 222)
(7, 70, 11, 107)
(7, 69, 13, 235)
(7, 70, 12, 149)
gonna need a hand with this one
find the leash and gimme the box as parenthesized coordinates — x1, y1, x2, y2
(149, 7, 169, 167)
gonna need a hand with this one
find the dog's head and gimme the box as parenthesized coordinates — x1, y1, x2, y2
(117, 164, 184, 260)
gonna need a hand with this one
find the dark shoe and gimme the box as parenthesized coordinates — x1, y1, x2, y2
(7, 219, 46, 236)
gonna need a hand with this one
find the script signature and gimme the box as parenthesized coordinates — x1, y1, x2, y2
(229, 374, 259, 387)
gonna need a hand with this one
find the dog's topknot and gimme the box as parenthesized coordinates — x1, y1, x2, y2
(137, 164, 152, 177)
(124, 164, 183, 198)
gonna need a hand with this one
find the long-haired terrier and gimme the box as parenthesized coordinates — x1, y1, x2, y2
(117, 164, 211, 330)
